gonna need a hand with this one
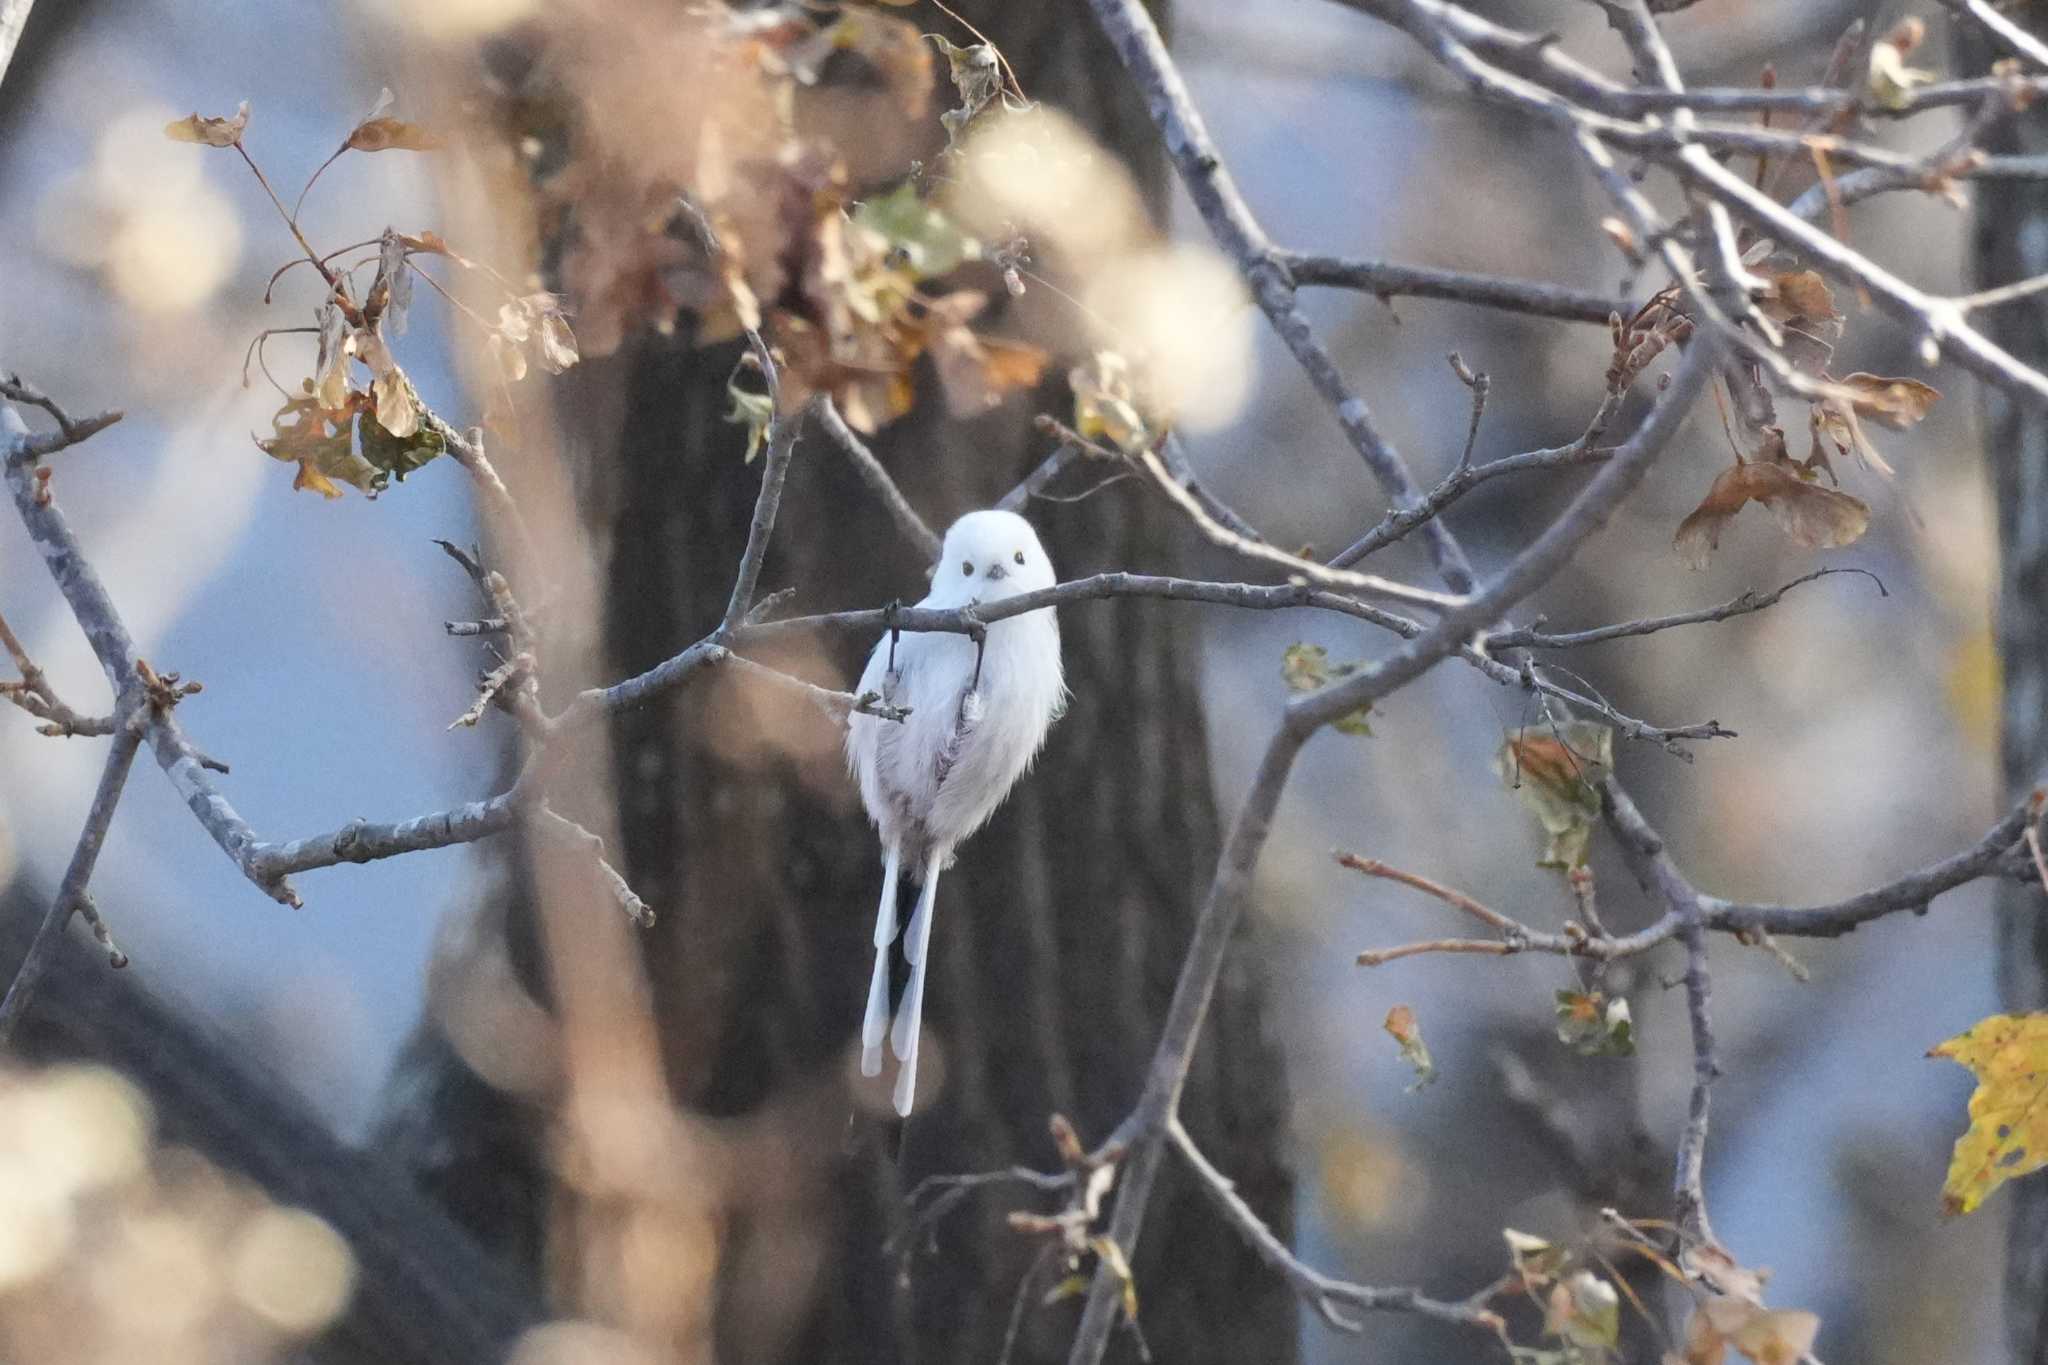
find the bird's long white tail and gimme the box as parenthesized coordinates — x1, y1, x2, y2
(860, 843, 901, 1078)
(890, 852, 944, 1115)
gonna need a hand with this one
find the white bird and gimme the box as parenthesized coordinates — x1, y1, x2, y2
(845, 509, 1066, 1116)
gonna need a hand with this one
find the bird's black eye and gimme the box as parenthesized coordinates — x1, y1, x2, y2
(961, 560, 973, 575)
(1013, 550, 1026, 565)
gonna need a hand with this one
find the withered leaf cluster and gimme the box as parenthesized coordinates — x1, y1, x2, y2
(1665, 247, 1940, 565)
(507, 4, 1044, 433)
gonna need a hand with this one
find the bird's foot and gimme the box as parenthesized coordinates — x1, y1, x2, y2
(964, 610, 988, 691)
(884, 597, 905, 674)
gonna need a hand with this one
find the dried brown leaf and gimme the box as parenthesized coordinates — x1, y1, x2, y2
(164, 101, 249, 147)
(1757, 269, 1836, 325)
(1675, 454, 1869, 569)
(1835, 372, 1940, 429)
(346, 117, 443, 153)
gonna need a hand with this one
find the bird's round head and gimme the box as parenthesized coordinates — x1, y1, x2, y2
(935, 509, 1056, 602)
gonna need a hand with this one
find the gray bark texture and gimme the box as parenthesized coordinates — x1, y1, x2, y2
(376, 4, 1300, 1363)
(1956, 17, 2048, 1365)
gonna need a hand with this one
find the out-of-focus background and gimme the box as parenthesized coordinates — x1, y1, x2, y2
(0, 1, 2014, 1362)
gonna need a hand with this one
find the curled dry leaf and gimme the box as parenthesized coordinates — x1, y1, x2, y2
(491, 293, 580, 378)
(1556, 989, 1635, 1057)
(931, 35, 1003, 146)
(1382, 1005, 1436, 1091)
(1834, 372, 1939, 430)
(1070, 350, 1161, 455)
(372, 231, 414, 338)
(1674, 437, 1870, 570)
(164, 101, 250, 147)
(1683, 1297, 1820, 1365)
(312, 302, 352, 411)
(257, 393, 381, 500)
(1756, 269, 1835, 326)
(1545, 1271, 1620, 1353)
(1496, 721, 1612, 869)
(346, 117, 443, 153)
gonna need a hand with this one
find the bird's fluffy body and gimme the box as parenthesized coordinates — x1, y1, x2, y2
(844, 509, 1065, 1114)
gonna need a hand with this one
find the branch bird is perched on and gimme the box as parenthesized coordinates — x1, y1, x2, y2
(846, 509, 1067, 1116)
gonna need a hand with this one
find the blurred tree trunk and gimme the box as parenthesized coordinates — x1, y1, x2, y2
(1956, 18, 2048, 1365)
(381, 5, 1297, 1363)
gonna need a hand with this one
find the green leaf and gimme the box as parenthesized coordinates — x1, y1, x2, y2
(1495, 721, 1613, 868)
(725, 380, 775, 464)
(853, 181, 980, 280)
(1282, 643, 1373, 736)
(358, 408, 447, 482)
(1555, 989, 1635, 1057)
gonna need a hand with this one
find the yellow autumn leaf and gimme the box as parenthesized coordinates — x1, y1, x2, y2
(1929, 1012, 2048, 1214)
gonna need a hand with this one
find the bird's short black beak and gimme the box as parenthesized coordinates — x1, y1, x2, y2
(986, 563, 1008, 581)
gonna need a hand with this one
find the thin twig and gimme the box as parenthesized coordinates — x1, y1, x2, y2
(721, 650, 910, 723)
(0, 707, 144, 1044)
(1485, 567, 1887, 650)
(718, 392, 812, 639)
(1940, 0, 2048, 72)
(1166, 1116, 1506, 1337)
(0, 606, 116, 737)
(1955, 272, 2048, 314)
(1326, 392, 1621, 569)
(1446, 352, 1489, 473)
(536, 807, 655, 927)
(1082, 0, 1477, 593)
(1134, 446, 1462, 610)
(1334, 853, 1523, 935)
(817, 396, 940, 562)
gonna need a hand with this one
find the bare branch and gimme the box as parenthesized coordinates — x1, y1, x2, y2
(536, 807, 655, 928)
(1941, 0, 2048, 72)
(1327, 397, 1620, 569)
(0, 605, 116, 737)
(718, 394, 812, 639)
(0, 707, 144, 1044)
(1081, 0, 1477, 592)
(5, 405, 302, 907)
(1597, 776, 1718, 1243)
(1485, 567, 1888, 650)
(1699, 785, 2044, 939)
(1134, 446, 1465, 611)
(0, 373, 123, 457)
(1275, 250, 1623, 323)
(1355, 937, 1519, 966)
(721, 650, 910, 723)
(1335, 852, 1523, 936)
(1166, 1117, 1506, 1337)
(818, 396, 940, 562)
